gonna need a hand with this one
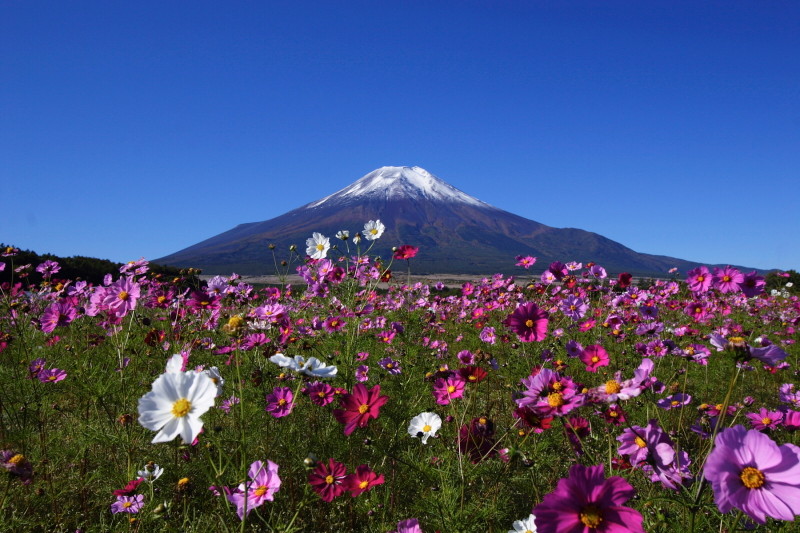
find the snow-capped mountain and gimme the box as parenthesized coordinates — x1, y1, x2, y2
(307, 166, 492, 209)
(155, 166, 719, 276)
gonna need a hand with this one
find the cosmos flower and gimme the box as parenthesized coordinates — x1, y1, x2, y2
(408, 412, 442, 444)
(503, 302, 549, 342)
(102, 276, 141, 317)
(226, 460, 281, 520)
(686, 266, 712, 293)
(306, 232, 330, 260)
(703, 424, 800, 524)
(363, 220, 385, 241)
(579, 345, 610, 373)
(515, 255, 537, 269)
(432, 376, 466, 405)
(533, 464, 644, 533)
(656, 393, 692, 410)
(712, 266, 744, 294)
(509, 513, 537, 533)
(394, 245, 419, 260)
(265, 386, 294, 418)
(308, 458, 348, 502)
(137, 370, 217, 444)
(332, 384, 388, 436)
(343, 464, 385, 497)
(111, 494, 144, 514)
(269, 353, 338, 378)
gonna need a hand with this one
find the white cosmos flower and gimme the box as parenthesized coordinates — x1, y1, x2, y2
(137, 463, 164, 482)
(203, 366, 225, 396)
(165, 353, 186, 373)
(363, 220, 385, 241)
(509, 513, 537, 533)
(305, 232, 330, 259)
(335, 230, 350, 241)
(407, 412, 442, 444)
(269, 353, 338, 378)
(137, 371, 217, 444)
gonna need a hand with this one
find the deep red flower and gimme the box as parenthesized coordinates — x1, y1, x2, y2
(343, 464, 385, 497)
(457, 365, 488, 384)
(393, 245, 419, 260)
(308, 458, 347, 502)
(617, 272, 633, 289)
(332, 384, 389, 436)
(113, 477, 144, 496)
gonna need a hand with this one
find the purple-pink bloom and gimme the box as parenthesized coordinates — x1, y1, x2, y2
(392, 518, 423, 533)
(579, 345, 610, 373)
(739, 270, 766, 297)
(102, 277, 141, 317)
(110, 494, 144, 514)
(533, 464, 644, 532)
(515, 255, 537, 269)
(265, 387, 294, 418)
(37, 368, 67, 383)
(503, 302, 549, 342)
(656, 393, 692, 410)
(703, 424, 800, 524)
(432, 376, 466, 405)
(686, 266, 712, 293)
(226, 460, 281, 519)
(745, 408, 783, 431)
(713, 266, 744, 294)
(40, 301, 78, 333)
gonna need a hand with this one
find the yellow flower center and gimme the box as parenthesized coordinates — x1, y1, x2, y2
(671, 400, 680, 406)
(177, 477, 190, 487)
(157, 296, 167, 304)
(8, 454, 25, 465)
(370, 229, 378, 235)
(609, 410, 618, 417)
(325, 475, 334, 484)
(253, 486, 267, 497)
(278, 398, 287, 406)
(171, 398, 191, 417)
(318, 391, 326, 397)
(552, 381, 564, 392)
(761, 417, 772, 425)
(580, 505, 603, 528)
(525, 319, 534, 328)
(479, 417, 487, 425)
(605, 380, 622, 394)
(359, 480, 369, 489)
(123, 501, 133, 508)
(591, 356, 600, 363)
(635, 437, 647, 448)
(723, 275, 731, 282)
(422, 424, 432, 432)
(447, 385, 456, 394)
(118, 291, 129, 301)
(547, 392, 565, 407)
(358, 404, 369, 414)
(740, 467, 765, 489)
(728, 337, 747, 348)
(697, 275, 705, 282)
(316, 243, 325, 251)
(227, 316, 244, 328)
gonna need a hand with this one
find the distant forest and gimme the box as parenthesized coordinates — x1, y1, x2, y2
(0, 244, 188, 286)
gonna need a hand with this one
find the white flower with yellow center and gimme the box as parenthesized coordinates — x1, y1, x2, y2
(138, 371, 217, 444)
(509, 513, 537, 533)
(305, 232, 330, 259)
(362, 220, 385, 241)
(407, 412, 442, 444)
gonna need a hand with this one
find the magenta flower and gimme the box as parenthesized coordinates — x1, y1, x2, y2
(657, 393, 692, 410)
(515, 255, 537, 269)
(713, 266, 744, 293)
(503, 302, 549, 342)
(745, 408, 783, 431)
(703, 424, 800, 524)
(394, 245, 419, 260)
(561, 295, 588, 321)
(332, 384, 388, 436)
(40, 301, 77, 333)
(686, 266, 712, 293)
(38, 368, 67, 383)
(226, 460, 281, 519)
(265, 387, 294, 418)
(392, 518, 423, 533)
(432, 376, 466, 405)
(738, 270, 766, 297)
(343, 464, 385, 497)
(516, 368, 584, 417)
(355, 364, 369, 383)
(110, 494, 144, 514)
(579, 345, 610, 373)
(308, 458, 348, 502)
(479, 326, 497, 344)
(533, 464, 644, 532)
(306, 381, 336, 406)
(102, 277, 141, 317)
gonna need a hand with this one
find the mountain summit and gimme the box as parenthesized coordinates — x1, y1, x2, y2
(307, 166, 492, 209)
(155, 166, 721, 276)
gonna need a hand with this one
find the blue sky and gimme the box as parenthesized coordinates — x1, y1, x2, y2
(2, 1, 798, 272)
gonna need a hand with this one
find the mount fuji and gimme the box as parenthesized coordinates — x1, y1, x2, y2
(155, 166, 717, 276)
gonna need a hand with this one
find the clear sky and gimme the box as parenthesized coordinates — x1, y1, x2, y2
(2, 1, 798, 272)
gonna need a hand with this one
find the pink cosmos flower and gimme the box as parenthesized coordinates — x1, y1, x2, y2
(391, 518, 423, 533)
(394, 245, 419, 260)
(110, 494, 144, 514)
(515, 255, 537, 269)
(102, 277, 141, 317)
(579, 345, 610, 373)
(432, 376, 466, 405)
(713, 266, 744, 293)
(533, 464, 644, 532)
(745, 408, 783, 431)
(343, 464, 385, 497)
(265, 387, 294, 418)
(703, 424, 800, 524)
(37, 368, 67, 383)
(739, 270, 766, 297)
(306, 381, 336, 406)
(226, 460, 281, 520)
(332, 384, 388, 436)
(686, 266, 712, 293)
(503, 302, 549, 342)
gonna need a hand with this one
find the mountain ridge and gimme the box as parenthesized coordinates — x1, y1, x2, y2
(155, 166, 762, 276)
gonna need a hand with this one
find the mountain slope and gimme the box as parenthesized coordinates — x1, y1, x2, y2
(155, 166, 750, 276)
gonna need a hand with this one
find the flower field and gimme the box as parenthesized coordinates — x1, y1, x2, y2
(0, 228, 798, 532)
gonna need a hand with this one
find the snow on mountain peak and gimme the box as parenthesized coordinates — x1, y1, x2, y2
(307, 166, 492, 208)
